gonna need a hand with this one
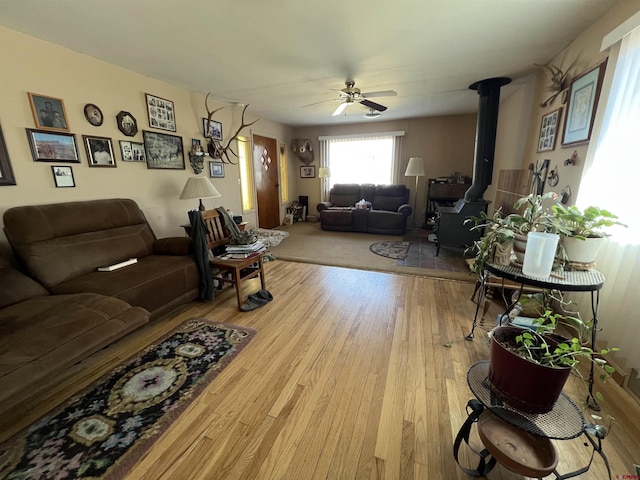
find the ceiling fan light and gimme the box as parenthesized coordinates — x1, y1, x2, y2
(364, 110, 381, 119)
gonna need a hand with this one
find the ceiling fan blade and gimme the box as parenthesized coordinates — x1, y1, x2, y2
(302, 98, 340, 107)
(332, 102, 349, 116)
(360, 99, 387, 112)
(362, 90, 397, 99)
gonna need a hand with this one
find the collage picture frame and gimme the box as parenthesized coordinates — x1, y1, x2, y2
(537, 108, 562, 152)
(145, 93, 176, 132)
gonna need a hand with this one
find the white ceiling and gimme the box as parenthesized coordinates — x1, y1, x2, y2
(0, 0, 619, 127)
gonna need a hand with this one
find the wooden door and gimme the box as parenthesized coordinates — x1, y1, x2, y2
(252, 134, 280, 228)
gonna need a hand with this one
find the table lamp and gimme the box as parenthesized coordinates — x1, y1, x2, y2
(318, 166, 331, 202)
(404, 157, 425, 228)
(179, 176, 221, 211)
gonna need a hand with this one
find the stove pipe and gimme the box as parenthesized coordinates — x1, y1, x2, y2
(464, 77, 511, 202)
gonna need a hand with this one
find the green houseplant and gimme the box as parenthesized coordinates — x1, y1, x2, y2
(552, 204, 627, 265)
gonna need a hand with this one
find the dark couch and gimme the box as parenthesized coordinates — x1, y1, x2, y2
(1, 198, 201, 412)
(316, 183, 412, 235)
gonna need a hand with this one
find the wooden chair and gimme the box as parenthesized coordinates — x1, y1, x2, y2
(200, 209, 266, 309)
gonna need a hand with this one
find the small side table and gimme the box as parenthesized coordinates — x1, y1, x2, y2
(454, 361, 611, 479)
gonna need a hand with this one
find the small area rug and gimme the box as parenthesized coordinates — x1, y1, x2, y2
(253, 228, 289, 247)
(0, 319, 255, 480)
(369, 241, 411, 260)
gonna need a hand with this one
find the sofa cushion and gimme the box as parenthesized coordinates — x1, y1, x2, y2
(367, 210, 406, 234)
(0, 263, 49, 309)
(0, 293, 149, 406)
(372, 184, 409, 211)
(48, 254, 199, 319)
(3, 199, 157, 289)
(330, 184, 362, 207)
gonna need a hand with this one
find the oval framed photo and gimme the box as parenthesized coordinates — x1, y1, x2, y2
(116, 111, 138, 137)
(84, 103, 103, 127)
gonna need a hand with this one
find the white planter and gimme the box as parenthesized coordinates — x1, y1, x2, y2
(561, 236, 606, 265)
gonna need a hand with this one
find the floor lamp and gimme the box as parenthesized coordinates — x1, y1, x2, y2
(318, 167, 331, 202)
(404, 157, 425, 229)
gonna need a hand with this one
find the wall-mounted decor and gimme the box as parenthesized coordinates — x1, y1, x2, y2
(536, 108, 562, 152)
(561, 59, 607, 147)
(142, 130, 184, 170)
(119, 141, 146, 162)
(203, 118, 222, 141)
(83, 135, 116, 167)
(145, 93, 176, 132)
(0, 124, 16, 186)
(26, 129, 80, 163)
(116, 111, 138, 136)
(51, 165, 75, 188)
(83, 103, 103, 126)
(300, 166, 315, 178)
(209, 161, 224, 178)
(27, 93, 69, 132)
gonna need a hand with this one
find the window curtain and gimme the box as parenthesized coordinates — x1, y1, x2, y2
(576, 27, 640, 374)
(319, 138, 330, 202)
(318, 132, 405, 193)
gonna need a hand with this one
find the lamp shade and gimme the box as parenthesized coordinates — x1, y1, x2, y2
(405, 157, 425, 177)
(179, 176, 221, 200)
(318, 167, 331, 178)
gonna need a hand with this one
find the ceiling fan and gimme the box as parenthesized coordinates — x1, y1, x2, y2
(306, 81, 397, 116)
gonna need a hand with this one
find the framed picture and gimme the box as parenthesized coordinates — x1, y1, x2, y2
(116, 111, 138, 137)
(27, 93, 69, 132)
(120, 141, 146, 162)
(0, 124, 16, 186)
(300, 166, 315, 178)
(145, 93, 176, 132)
(26, 129, 80, 163)
(537, 108, 562, 152)
(562, 59, 607, 147)
(83, 135, 116, 167)
(209, 161, 224, 178)
(142, 130, 185, 170)
(51, 165, 75, 188)
(83, 103, 103, 126)
(203, 118, 223, 141)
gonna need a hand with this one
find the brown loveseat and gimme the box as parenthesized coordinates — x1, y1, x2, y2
(316, 183, 412, 235)
(3, 198, 199, 319)
(1, 198, 200, 411)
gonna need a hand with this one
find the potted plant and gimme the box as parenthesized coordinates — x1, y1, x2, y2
(465, 192, 570, 276)
(552, 204, 627, 265)
(489, 310, 617, 414)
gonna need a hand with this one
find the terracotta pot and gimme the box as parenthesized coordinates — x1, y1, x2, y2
(561, 236, 606, 265)
(489, 326, 571, 414)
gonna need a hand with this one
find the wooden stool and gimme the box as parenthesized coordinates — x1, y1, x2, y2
(477, 410, 558, 478)
(210, 253, 266, 309)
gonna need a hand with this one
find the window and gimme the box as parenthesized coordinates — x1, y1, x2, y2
(318, 132, 404, 190)
(237, 136, 254, 212)
(279, 143, 289, 204)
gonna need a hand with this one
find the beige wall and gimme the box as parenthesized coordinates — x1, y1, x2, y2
(292, 114, 477, 221)
(0, 26, 293, 254)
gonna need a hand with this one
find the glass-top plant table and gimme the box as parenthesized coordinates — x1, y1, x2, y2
(454, 361, 611, 479)
(467, 262, 605, 410)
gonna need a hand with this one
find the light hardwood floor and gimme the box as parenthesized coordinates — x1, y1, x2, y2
(2, 260, 639, 479)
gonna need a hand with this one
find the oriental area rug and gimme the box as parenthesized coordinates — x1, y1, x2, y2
(0, 319, 255, 480)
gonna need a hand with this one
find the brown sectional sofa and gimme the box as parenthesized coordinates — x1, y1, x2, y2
(1, 198, 200, 411)
(316, 183, 412, 235)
